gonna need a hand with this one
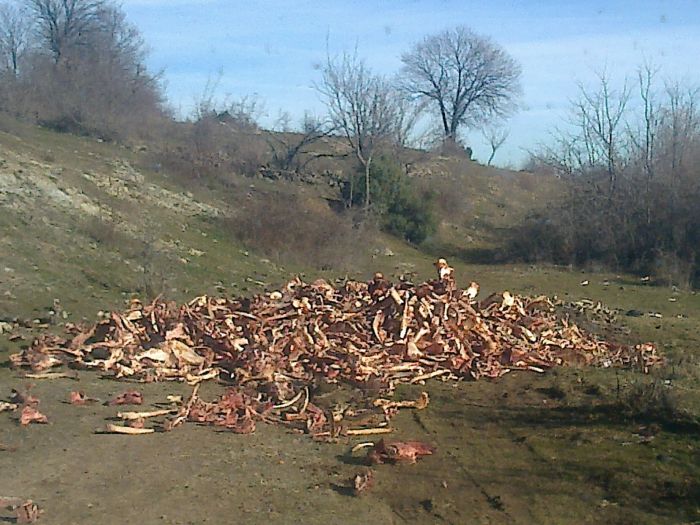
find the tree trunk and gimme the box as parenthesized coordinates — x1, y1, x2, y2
(487, 148, 496, 166)
(364, 156, 372, 213)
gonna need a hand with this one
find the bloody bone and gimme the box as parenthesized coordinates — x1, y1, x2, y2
(10, 388, 39, 407)
(0, 498, 41, 524)
(19, 406, 48, 426)
(107, 390, 143, 406)
(367, 439, 435, 465)
(352, 469, 374, 496)
(15, 500, 41, 524)
(69, 391, 99, 405)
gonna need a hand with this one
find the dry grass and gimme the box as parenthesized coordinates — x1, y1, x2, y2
(223, 190, 377, 272)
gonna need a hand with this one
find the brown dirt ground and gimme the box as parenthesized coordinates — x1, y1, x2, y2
(1, 363, 698, 525)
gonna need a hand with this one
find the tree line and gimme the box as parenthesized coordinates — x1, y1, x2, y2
(0, 3, 521, 151)
(0, 0, 166, 139)
(517, 64, 700, 287)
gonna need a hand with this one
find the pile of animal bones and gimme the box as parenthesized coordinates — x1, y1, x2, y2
(9, 259, 661, 437)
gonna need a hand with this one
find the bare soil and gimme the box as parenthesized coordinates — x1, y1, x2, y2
(1, 361, 698, 525)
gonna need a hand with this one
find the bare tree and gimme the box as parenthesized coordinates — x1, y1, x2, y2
(317, 50, 397, 211)
(92, 5, 146, 69)
(2, 0, 165, 139)
(572, 71, 631, 194)
(0, 3, 32, 76)
(482, 125, 509, 166)
(273, 110, 292, 133)
(267, 112, 334, 172)
(661, 80, 699, 176)
(392, 91, 427, 149)
(400, 26, 521, 144)
(523, 64, 700, 285)
(626, 62, 661, 223)
(25, 0, 106, 62)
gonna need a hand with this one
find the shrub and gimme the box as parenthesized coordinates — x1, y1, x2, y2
(342, 155, 437, 244)
(223, 190, 376, 272)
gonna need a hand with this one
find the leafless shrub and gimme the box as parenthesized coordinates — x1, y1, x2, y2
(653, 251, 694, 289)
(516, 66, 700, 285)
(482, 125, 510, 166)
(138, 235, 167, 300)
(78, 213, 147, 258)
(80, 214, 128, 247)
(266, 112, 334, 173)
(0, 3, 32, 77)
(0, 0, 167, 141)
(415, 174, 468, 217)
(223, 190, 375, 272)
(617, 375, 682, 422)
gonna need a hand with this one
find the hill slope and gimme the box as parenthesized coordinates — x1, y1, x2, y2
(0, 116, 550, 323)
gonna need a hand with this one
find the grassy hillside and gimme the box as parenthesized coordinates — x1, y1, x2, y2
(0, 115, 551, 323)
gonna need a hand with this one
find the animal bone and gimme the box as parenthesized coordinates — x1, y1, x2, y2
(24, 372, 78, 380)
(107, 390, 143, 406)
(101, 424, 154, 435)
(15, 500, 41, 523)
(19, 406, 48, 426)
(373, 391, 429, 411)
(352, 469, 374, 496)
(118, 409, 174, 420)
(345, 427, 394, 436)
(69, 391, 99, 405)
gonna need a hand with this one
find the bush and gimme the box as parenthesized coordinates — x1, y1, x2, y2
(508, 164, 700, 287)
(223, 190, 376, 272)
(383, 187, 437, 244)
(342, 156, 437, 244)
(516, 71, 700, 287)
(0, 2, 167, 142)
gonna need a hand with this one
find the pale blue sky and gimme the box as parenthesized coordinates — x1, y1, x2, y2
(121, 0, 700, 166)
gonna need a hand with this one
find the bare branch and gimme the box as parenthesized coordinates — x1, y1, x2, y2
(266, 112, 335, 172)
(316, 49, 399, 211)
(400, 26, 521, 143)
(0, 3, 33, 76)
(25, 0, 107, 62)
(482, 125, 509, 166)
